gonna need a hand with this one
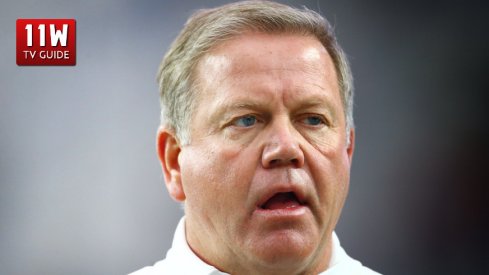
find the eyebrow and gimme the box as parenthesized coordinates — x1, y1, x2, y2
(229, 102, 265, 110)
(293, 98, 338, 123)
(210, 101, 267, 122)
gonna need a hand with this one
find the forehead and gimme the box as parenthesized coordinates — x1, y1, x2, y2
(193, 32, 340, 109)
(200, 33, 333, 73)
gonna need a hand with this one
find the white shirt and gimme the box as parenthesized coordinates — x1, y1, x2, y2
(130, 217, 381, 275)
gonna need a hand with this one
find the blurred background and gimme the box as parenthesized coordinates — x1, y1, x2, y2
(1, 0, 487, 274)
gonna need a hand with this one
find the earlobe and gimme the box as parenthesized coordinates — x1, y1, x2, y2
(157, 128, 186, 202)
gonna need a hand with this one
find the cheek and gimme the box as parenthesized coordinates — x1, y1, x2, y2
(179, 149, 213, 209)
(180, 144, 257, 211)
(305, 143, 351, 213)
(304, 127, 344, 153)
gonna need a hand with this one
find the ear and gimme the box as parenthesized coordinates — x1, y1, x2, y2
(346, 128, 355, 164)
(156, 128, 186, 202)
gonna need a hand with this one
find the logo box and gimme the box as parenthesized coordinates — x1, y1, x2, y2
(16, 19, 76, 66)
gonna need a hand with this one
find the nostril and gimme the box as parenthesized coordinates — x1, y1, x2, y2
(267, 158, 299, 167)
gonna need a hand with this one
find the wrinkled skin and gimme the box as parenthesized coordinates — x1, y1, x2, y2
(158, 33, 355, 275)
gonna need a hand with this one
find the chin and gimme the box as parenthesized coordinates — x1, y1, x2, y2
(247, 229, 318, 271)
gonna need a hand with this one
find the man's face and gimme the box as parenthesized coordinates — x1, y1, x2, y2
(166, 33, 354, 274)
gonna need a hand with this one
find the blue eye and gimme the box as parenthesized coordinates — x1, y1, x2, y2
(234, 115, 257, 127)
(303, 116, 324, 126)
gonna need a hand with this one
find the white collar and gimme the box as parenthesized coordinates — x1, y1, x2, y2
(166, 217, 226, 274)
(131, 216, 379, 275)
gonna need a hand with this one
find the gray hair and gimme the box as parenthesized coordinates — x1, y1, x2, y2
(157, 0, 354, 145)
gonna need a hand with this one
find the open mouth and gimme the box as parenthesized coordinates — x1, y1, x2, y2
(259, 192, 304, 210)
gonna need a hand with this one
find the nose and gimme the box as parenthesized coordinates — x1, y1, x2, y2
(261, 119, 305, 168)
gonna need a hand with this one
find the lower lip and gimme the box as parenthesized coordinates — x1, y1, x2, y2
(254, 204, 309, 218)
